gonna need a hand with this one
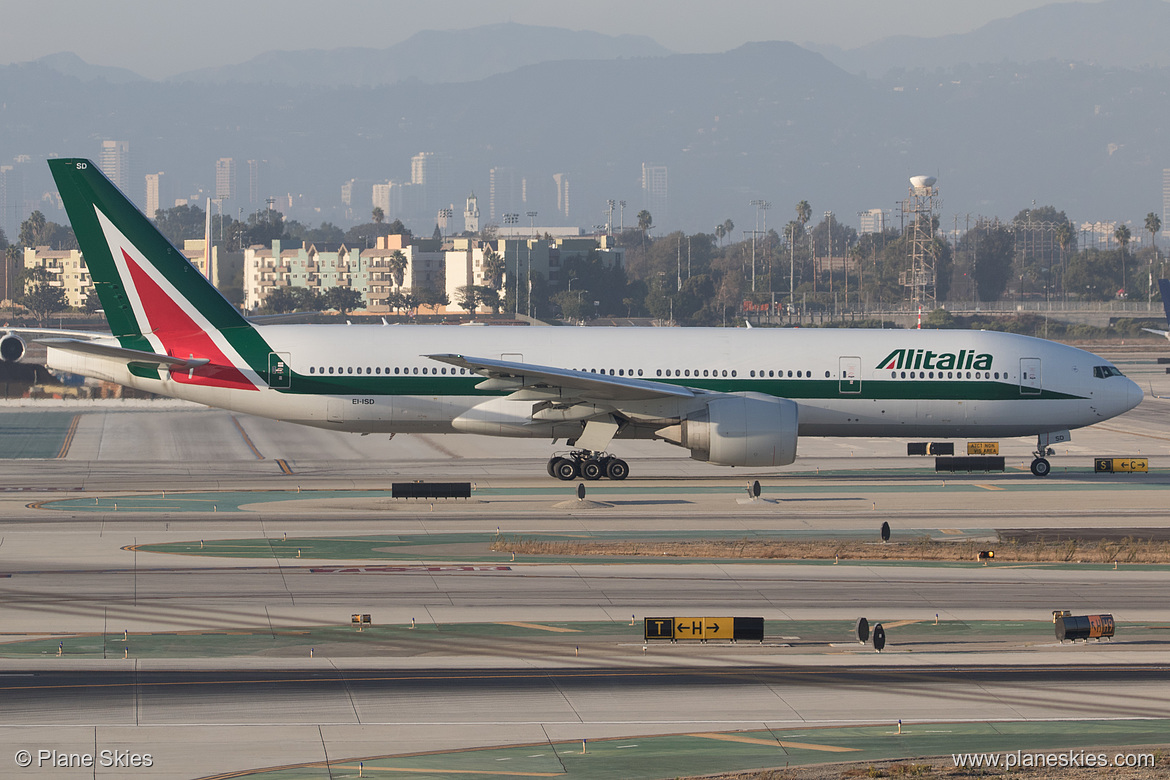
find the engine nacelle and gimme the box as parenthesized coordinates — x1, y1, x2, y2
(0, 333, 26, 363)
(657, 393, 799, 467)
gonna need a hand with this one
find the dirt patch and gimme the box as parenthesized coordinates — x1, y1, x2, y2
(492, 535, 1170, 564)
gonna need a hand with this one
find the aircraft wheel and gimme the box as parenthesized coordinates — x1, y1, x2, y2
(580, 459, 603, 480)
(1030, 457, 1051, 477)
(546, 458, 558, 478)
(551, 458, 577, 481)
(605, 458, 629, 480)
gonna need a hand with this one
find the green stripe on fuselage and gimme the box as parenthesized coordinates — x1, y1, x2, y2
(272, 374, 1084, 402)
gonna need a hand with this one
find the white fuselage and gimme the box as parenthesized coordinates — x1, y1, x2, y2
(47, 325, 1141, 444)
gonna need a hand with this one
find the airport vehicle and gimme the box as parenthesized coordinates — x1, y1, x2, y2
(1, 159, 1143, 479)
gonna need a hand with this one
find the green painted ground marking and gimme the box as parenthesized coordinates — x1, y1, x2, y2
(1, 620, 1156, 659)
(0, 411, 76, 459)
(193, 719, 1170, 779)
(36, 475, 1170, 513)
(128, 532, 1170, 571)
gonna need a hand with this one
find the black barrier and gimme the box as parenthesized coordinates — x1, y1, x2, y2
(935, 456, 1006, 473)
(856, 617, 869, 643)
(873, 623, 886, 652)
(880, 522, 891, 542)
(391, 482, 472, 499)
(733, 617, 765, 642)
(1055, 613, 1115, 642)
(908, 442, 954, 456)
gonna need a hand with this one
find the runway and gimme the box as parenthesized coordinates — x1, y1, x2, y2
(0, 348, 1168, 777)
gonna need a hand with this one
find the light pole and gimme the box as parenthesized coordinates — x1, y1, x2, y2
(526, 212, 537, 318)
(618, 201, 626, 233)
(753, 198, 772, 292)
(824, 211, 833, 294)
(504, 214, 518, 314)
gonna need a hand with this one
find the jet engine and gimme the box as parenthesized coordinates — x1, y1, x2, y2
(0, 333, 26, 363)
(656, 393, 799, 467)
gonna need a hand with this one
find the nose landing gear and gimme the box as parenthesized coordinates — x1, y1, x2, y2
(547, 450, 629, 481)
(1030, 435, 1056, 476)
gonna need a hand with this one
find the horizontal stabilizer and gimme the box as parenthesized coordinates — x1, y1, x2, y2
(38, 338, 211, 368)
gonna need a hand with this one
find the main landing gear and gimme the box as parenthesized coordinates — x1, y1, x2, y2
(1031, 435, 1055, 477)
(547, 450, 629, 481)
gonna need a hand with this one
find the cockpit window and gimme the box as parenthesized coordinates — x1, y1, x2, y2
(1093, 365, 1124, 379)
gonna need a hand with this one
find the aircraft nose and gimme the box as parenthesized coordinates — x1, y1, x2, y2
(1127, 378, 1143, 411)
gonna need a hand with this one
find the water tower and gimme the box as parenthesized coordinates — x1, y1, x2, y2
(901, 176, 939, 308)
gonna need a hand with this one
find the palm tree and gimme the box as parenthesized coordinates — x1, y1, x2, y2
(386, 249, 407, 288)
(1146, 212, 1162, 302)
(715, 223, 726, 245)
(371, 206, 385, 224)
(1115, 223, 1132, 296)
(1055, 221, 1074, 301)
(637, 210, 653, 248)
(481, 248, 505, 290)
(722, 218, 734, 240)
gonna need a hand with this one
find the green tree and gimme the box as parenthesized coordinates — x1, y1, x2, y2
(324, 286, 363, 316)
(372, 206, 385, 224)
(455, 285, 479, 316)
(153, 204, 207, 245)
(387, 250, 407, 288)
(1115, 224, 1132, 295)
(959, 220, 1015, 302)
(17, 266, 69, 323)
(263, 287, 296, 314)
(415, 286, 449, 313)
(637, 210, 653, 248)
(18, 211, 76, 250)
(291, 287, 323, 311)
(714, 223, 726, 245)
(475, 284, 502, 314)
(1146, 212, 1162, 300)
(481, 248, 505, 290)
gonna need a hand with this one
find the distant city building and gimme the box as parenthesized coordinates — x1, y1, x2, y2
(1163, 168, 1170, 237)
(243, 234, 444, 313)
(411, 151, 448, 215)
(858, 208, 886, 235)
(23, 240, 214, 308)
(641, 163, 668, 221)
(247, 159, 265, 208)
(489, 166, 526, 222)
(215, 158, 236, 201)
(464, 192, 479, 234)
(144, 172, 164, 219)
(0, 164, 22, 243)
(552, 173, 570, 219)
(99, 140, 131, 195)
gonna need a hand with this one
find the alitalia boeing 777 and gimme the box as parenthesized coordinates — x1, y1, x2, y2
(0, 159, 1142, 478)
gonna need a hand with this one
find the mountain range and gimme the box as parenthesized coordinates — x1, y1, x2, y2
(2, 0, 1167, 239)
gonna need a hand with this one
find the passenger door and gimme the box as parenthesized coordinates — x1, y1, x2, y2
(839, 356, 862, 394)
(1020, 357, 1041, 395)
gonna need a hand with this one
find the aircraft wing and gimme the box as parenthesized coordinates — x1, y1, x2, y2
(426, 353, 698, 402)
(3, 326, 110, 340)
(37, 338, 210, 368)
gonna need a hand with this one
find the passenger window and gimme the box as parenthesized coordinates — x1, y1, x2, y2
(825, 371, 830, 378)
(796, 371, 802, 378)
(994, 372, 999, 379)
(684, 369, 690, 376)
(751, 371, 756, 377)
(731, 370, 736, 377)
(657, 369, 662, 377)
(703, 370, 709, 377)
(638, 369, 643, 376)
(413, 367, 418, 374)
(347, 367, 353, 374)
(309, 367, 315, 374)
(619, 369, 625, 376)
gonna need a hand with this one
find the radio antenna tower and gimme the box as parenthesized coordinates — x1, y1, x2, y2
(900, 175, 939, 308)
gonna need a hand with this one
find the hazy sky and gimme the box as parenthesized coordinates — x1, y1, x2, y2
(1, 0, 1105, 80)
